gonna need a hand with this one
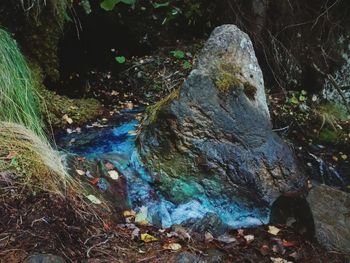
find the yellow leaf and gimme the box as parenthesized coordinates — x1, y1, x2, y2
(163, 243, 182, 251)
(123, 210, 136, 217)
(141, 233, 158, 242)
(268, 225, 281, 235)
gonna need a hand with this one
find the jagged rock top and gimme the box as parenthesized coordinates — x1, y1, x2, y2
(196, 24, 269, 118)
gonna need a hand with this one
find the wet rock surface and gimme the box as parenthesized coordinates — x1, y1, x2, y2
(25, 254, 66, 263)
(139, 25, 306, 207)
(307, 184, 350, 254)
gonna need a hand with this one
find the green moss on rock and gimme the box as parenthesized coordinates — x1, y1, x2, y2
(145, 88, 180, 124)
(22, 0, 68, 82)
(215, 63, 257, 99)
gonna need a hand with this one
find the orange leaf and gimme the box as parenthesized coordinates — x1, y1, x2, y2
(282, 240, 296, 247)
(90, 177, 100, 185)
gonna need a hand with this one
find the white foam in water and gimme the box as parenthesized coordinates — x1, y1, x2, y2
(61, 118, 269, 229)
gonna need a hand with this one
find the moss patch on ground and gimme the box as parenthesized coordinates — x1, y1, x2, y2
(40, 88, 103, 128)
(30, 62, 102, 128)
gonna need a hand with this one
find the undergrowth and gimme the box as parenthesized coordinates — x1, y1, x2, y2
(0, 29, 108, 214)
(20, 0, 67, 22)
(0, 28, 44, 137)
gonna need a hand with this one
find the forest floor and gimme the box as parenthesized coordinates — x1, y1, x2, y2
(1, 44, 350, 262)
(0, 182, 347, 263)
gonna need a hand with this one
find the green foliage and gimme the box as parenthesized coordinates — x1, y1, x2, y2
(318, 129, 339, 144)
(100, 0, 136, 11)
(115, 56, 126, 64)
(182, 60, 192, 70)
(288, 90, 307, 105)
(170, 50, 185, 59)
(152, 2, 170, 8)
(0, 29, 44, 137)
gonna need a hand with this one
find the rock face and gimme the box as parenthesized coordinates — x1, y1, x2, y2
(307, 184, 350, 254)
(138, 25, 306, 207)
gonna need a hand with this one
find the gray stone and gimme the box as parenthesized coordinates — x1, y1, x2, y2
(307, 184, 350, 254)
(25, 254, 66, 263)
(138, 25, 306, 208)
(183, 213, 228, 236)
(176, 252, 202, 263)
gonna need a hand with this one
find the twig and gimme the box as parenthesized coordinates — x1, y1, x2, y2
(31, 217, 48, 227)
(86, 235, 113, 258)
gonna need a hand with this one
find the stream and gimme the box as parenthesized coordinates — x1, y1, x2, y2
(58, 110, 269, 229)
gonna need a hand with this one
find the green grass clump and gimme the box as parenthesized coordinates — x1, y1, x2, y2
(0, 28, 44, 137)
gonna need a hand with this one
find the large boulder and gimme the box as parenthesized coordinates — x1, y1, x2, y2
(307, 184, 350, 254)
(138, 25, 306, 207)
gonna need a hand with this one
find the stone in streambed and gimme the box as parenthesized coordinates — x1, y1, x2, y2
(307, 184, 350, 254)
(138, 24, 306, 208)
(25, 254, 66, 263)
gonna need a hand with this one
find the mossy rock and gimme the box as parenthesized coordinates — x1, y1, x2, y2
(215, 63, 257, 99)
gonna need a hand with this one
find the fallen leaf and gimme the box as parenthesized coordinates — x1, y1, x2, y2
(205, 232, 214, 243)
(62, 114, 73, 124)
(244, 235, 254, 244)
(89, 177, 100, 185)
(108, 170, 119, 180)
(163, 243, 182, 251)
(268, 225, 281, 236)
(76, 169, 85, 176)
(123, 210, 136, 218)
(86, 195, 102, 205)
(166, 232, 179, 238)
(217, 234, 236, 244)
(135, 206, 148, 224)
(85, 170, 94, 178)
(270, 257, 292, 263)
(282, 240, 296, 247)
(140, 233, 158, 242)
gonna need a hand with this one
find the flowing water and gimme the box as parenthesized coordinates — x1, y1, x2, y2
(58, 111, 269, 229)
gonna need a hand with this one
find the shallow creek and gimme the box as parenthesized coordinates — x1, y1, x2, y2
(58, 110, 269, 229)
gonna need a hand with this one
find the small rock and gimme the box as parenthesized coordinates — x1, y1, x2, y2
(25, 254, 66, 263)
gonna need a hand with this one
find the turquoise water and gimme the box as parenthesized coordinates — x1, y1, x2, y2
(59, 114, 269, 229)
